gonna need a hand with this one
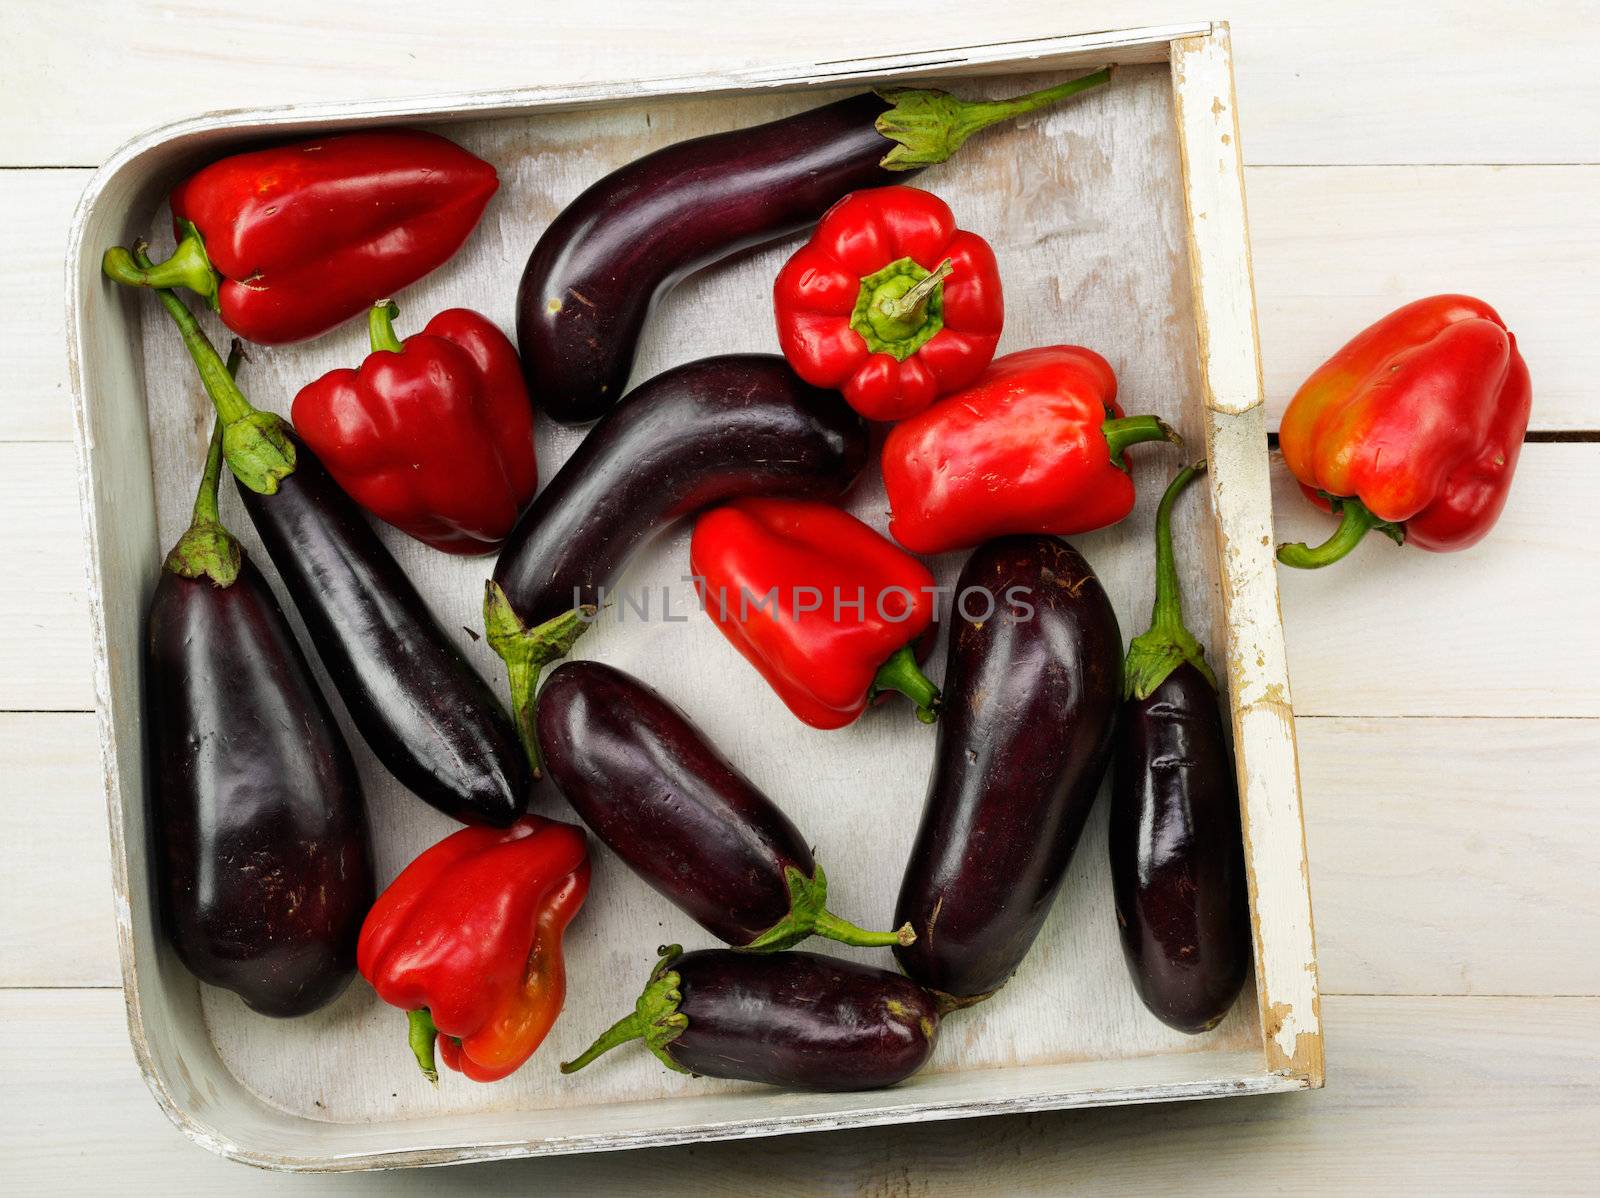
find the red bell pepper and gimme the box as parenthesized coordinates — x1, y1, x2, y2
(690, 498, 940, 729)
(1277, 295, 1532, 568)
(773, 185, 1003, 422)
(357, 815, 589, 1084)
(291, 301, 538, 555)
(881, 346, 1180, 555)
(102, 129, 497, 345)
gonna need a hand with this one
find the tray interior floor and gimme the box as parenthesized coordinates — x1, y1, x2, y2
(127, 62, 1263, 1126)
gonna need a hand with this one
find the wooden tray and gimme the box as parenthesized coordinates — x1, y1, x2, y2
(66, 21, 1321, 1170)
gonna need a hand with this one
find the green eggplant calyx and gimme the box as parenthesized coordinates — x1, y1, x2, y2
(742, 863, 915, 953)
(483, 581, 596, 778)
(1123, 461, 1217, 700)
(875, 66, 1114, 170)
(560, 945, 690, 1076)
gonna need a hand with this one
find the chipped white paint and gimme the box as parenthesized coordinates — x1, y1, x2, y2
(66, 23, 1319, 1170)
(1172, 29, 1322, 1084)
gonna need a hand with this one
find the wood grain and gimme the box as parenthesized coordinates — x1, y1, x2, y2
(2, 989, 1593, 1193)
(3, 2, 1596, 168)
(0, 171, 84, 441)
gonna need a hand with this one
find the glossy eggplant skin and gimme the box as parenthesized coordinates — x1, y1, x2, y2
(493, 355, 868, 627)
(1110, 662, 1250, 1033)
(518, 94, 904, 423)
(536, 660, 819, 944)
(146, 556, 373, 1017)
(667, 949, 939, 1090)
(236, 434, 530, 826)
(894, 536, 1121, 1001)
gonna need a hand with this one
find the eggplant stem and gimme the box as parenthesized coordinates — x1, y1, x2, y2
(482, 581, 596, 777)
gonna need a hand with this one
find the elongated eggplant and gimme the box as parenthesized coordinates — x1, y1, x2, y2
(894, 536, 1121, 1004)
(1111, 463, 1249, 1033)
(485, 354, 867, 766)
(118, 244, 531, 826)
(562, 946, 939, 1090)
(147, 411, 372, 1017)
(538, 659, 908, 950)
(518, 69, 1112, 423)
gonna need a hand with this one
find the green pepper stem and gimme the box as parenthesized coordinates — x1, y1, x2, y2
(482, 582, 597, 778)
(101, 219, 221, 311)
(407, 1008, 439, 1085)
(879, 258, 953, 322)
(1102, 414, 1181, 472)
(1122, 462, 1217, 700)
(1276, 496, 1399, 569)
(368, 300, 405, 354)
(876, 66, 1114, 170)
(116, 243, 296, 495)
(868, 644, 940, 724)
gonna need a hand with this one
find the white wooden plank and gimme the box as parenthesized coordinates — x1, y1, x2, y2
(1252, 165, 1600, 430)
(1, 989, 1593, 1192)
(1276, 444, 1600, 717)
(0, 170, 87, 441)
(0, 444, 93, 710)
(4, 3, 1597, 168)
(0, 713, 116, 986)
(1299, 717, 1600, 997)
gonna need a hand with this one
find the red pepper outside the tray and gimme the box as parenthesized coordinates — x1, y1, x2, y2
(291, 301, 538, 555)
(101, 129, 498, 344)
(1276, 294, 1533, 568)
(690, 497, 940, 729)
(773, 185, 1003, 422)
(357, 815, 589, 1084)
(881, 346, 1180, 555)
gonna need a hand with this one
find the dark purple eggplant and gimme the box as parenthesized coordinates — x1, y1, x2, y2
(1111, 463, 1249, 1033)
(517, 69, 1112, 423)
(147, 412, 372, 1017)
(485, 354, 867, 767)
(561, 946, 939, 1090)
(120, 246, 533, 827)
(894, 536, 1121, 1005)
(537, 659, 909, 950)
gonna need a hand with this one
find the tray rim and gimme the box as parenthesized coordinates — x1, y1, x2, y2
(65, 19, 1322, 1171)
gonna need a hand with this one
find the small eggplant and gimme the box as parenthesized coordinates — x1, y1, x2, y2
(537, 659, 909, 951)
(147, 408, 373, 1017)
(1111, 462, 1249, 1033)
(894, 536, 1121, 1005)
(561, 946, 939, 1091)
(485, 355, 867, 767)
(517, 69, 1112, 423)
(117, 244, 533, 827)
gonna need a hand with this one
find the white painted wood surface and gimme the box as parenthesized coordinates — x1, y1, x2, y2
(3, 1, 1598, 1191)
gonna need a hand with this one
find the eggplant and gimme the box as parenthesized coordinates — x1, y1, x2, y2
(894, 536, 1121, 1005)
(1111, 463, 1249, 1033)
(147, 415, 372, 1017)
(237, 436, 532, 825)
(517, 69, 1112, 423)
(114, 243, 534, 828)
(537, 659, 908, 950)
(485, 354, 867, 765)
(562, 946, 939, 1091)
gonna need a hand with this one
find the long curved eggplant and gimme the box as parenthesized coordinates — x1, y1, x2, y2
(237, 437, 531, 825)
(119, 246, 532, 827)
(517, 69, 1112, 423)
(894, 536, 1121, 1004)
(537, 659, 908, 950)
(148, 416, 372, 1017)
(485, 354, 867, 765)
(1111, 463, 1249, 1032)
(562, 946, 939, 1091)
